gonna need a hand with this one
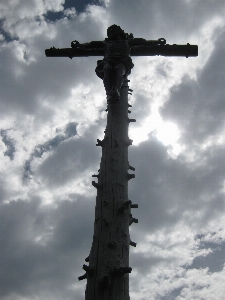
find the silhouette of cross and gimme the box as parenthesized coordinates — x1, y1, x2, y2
(45, 24, 198, 103)
(45, 25, 198, 300)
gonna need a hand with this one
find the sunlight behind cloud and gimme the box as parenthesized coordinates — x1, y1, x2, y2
(156, 120, 180, 145)
(130, 110, 182, 156)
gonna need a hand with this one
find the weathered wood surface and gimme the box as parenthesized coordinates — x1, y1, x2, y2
(83, 80, 136, 300)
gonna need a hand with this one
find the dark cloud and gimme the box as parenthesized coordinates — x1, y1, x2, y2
(0, 20, 16, 43)
(34, 120, 104, 187)
(129, 136, 179, 232)
(130, 251, 164, 275)
(129, 134, 225, 235)
(64, 0, 104, 14)
(0, 129, 16, 160)
(23, 122, 78, 182)
(0, 36, 101, 120)
(161, 287, 183, 300)
(37, 135, 100, 186)
(44, 0, 104, 22)
(0, 196, 94, 300)
(189, 233, 225, 273)
(161, 28, 225, 145)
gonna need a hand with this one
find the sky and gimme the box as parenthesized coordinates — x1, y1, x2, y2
(1, 0, 225, 299)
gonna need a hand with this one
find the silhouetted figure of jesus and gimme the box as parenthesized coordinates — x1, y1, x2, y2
(95, 25, 134, 103)
(71, 25, 166, 103)
(70, 25, 133, 102)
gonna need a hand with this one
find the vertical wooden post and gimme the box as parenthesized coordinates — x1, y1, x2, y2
(45, 25, 197, 300)
(80, 78, 137, 299)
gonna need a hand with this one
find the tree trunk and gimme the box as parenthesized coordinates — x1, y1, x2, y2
(80, 78, 137, 299)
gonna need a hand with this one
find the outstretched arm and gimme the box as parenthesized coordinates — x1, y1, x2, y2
(45, 40, 105, 58)
(128, 37, 197, 57)
(129, 38, 166, 47)
(130, 42, 198, 57)
(71, 40, 105, 49)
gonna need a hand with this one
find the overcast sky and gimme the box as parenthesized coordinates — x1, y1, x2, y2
(1, 0, 225, 299)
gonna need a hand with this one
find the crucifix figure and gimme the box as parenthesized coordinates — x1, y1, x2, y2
(71, 24, 135, 102)
(45, 25, 197, 300)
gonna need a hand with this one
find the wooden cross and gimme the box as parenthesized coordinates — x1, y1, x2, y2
(46, 24, 197, 102)
(45, 24, 198, 300)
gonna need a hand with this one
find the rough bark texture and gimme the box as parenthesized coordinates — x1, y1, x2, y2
(82, 78, 136, 300)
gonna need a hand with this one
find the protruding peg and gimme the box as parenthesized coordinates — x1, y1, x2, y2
(128, 110, 131, 114)
(129, 216, 138, 225)
(131, 203, 138, 208)
(124, 79, 130, 82)
(128, 89, 133, 92)
(92, 181, 101, 189)
(129, 165, 135, 171)
(85, 256, 89, 262)
(128, 92, 132, 95)
(128, 118, 136, 123)
(118, 200, 132, 213)
(127, 173, 135, 180)
(128, 103, 132, 107)
(126, 139, 133, 146)
(130, 240, 137, 247)
(92, 174, 99, 178)
(114, 267, 132, 276)
(78, 273, 87, 281)
(96, 139, 104, 146)
(83, 264, 94, 275)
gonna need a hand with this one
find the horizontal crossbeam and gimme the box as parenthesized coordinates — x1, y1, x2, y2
(45, 43, 198, 58)
(131, 43, 198, 57)
(45, 47, 104, 58)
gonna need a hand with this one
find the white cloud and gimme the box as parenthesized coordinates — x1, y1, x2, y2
(1, 0, 225, 299)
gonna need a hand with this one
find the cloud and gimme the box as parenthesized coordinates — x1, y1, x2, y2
(23, 122, 78, 182)
(160, 27, 225, 147)
(36, 135, 100, 187)
(129, 135, 225, 233)
(0, 196, 94, 300)
(1, 0, 225, 299)
(0, 129, 16, 160)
